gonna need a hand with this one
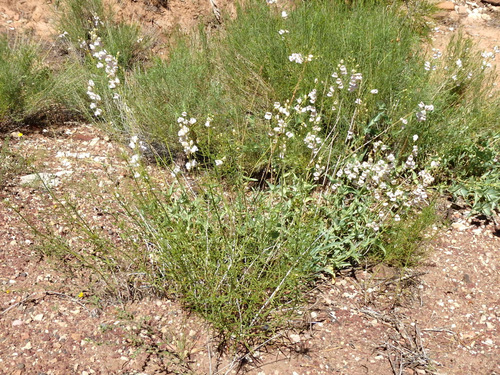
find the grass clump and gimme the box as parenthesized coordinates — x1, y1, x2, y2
(0, 35, 54, 128)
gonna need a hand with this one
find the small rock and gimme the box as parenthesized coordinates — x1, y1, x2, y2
(289, 334, 301, 343)
(483, 338, 493, 346)
(467, 12, 484, 20)
(457, 5, 469, 14)
(71, 333, 82, 341)
(448, 11, 460, 21)
(437, 1, 455, 10)
(89, 137, 100, 147)
(451, 222, 468, 231)
(12, 320, 23, 327)
(21, 342, 32, 350)
(33, 313, 44, 322)
(433, 10, 450, 19)
(10, 132, 23, 138)
(20, 173, 59, 188)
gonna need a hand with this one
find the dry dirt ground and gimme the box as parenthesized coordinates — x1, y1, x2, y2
(0, 1, 499, 374)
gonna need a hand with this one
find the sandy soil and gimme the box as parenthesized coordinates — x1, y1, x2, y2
(0, 1, 499, 374)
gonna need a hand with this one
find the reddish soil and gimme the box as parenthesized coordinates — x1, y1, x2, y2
(0, 1, 499, 374)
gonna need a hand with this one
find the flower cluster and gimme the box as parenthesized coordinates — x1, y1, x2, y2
(88, 28, 120, 89)
(328, 62, 364, 104)
(481, 47, 497, 69)
(416, 102, 434, 122)
(288, 53, 313, 64)
(128, 135, 146, 176)
(266, 101, 294, 159)
(424, 61, 436, 71)
(278, 29, 289, 38)
(82, 16, 121, 117)
(177, 112, 199, 171)
(332, 136, 434, 231)
(86, 80, 102, 116)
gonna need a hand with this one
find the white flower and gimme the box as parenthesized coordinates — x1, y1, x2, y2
(96, 62, 104, 69)
(171, 165, 181, 177)
(178, 126, 189, 137)
(281, 11, 288, 18)
(266, 0, 276, 3)
(289, 53, 304, 64)
(264, 112, 272, 120)
(413, 134, 419, 142)
(130, 154, 140, 167)
(456, 58, 463, 68)
(88, 80, 95, 87)
(416, 110, 426, 122)
(400, 118, 408, 125)
(113, 93, 120, 100)
(129, 136, 138, 149)
(94, 108, 102, 116)
(354, 98, 361, 104)
(185, 159, 197, 171)
(90, 103, 97, 109)
(394, 214, 401, 222)
(432, 48, 442, 59)
(308, 89, 317, 103)
(278, 29, 289, 35)
(215, 159, 223, 166)
(370, 89, 378, 94)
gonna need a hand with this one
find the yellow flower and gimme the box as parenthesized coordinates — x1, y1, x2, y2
(77, 292, 84, 298)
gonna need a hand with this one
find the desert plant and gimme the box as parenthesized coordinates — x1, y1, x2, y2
(0, 35, 54, 126)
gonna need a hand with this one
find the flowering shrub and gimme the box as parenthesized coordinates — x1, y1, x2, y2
(23, 0, 499, 348)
